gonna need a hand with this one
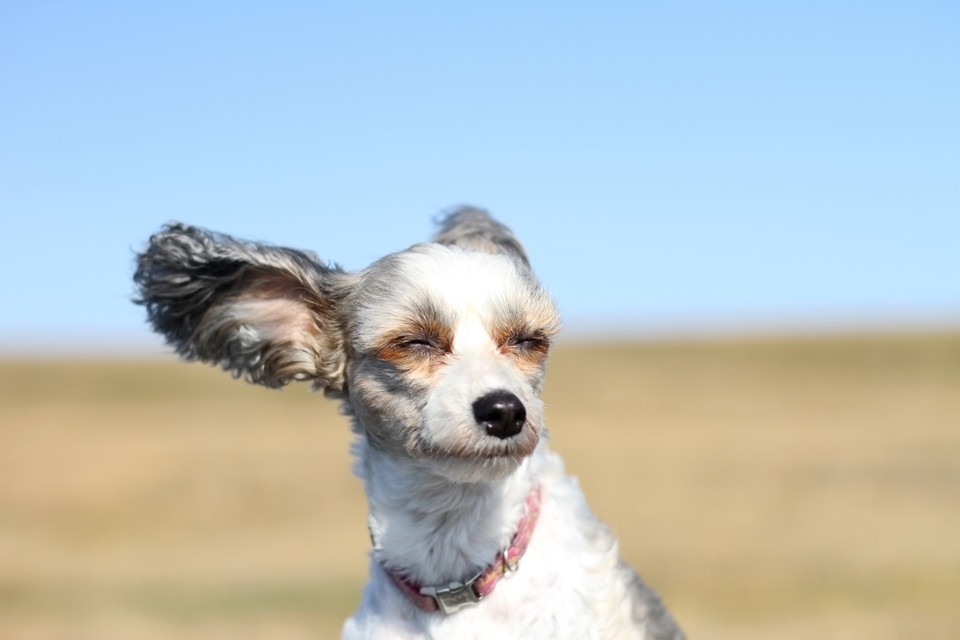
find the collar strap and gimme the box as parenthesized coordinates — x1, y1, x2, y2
(379, 485, 542, 614)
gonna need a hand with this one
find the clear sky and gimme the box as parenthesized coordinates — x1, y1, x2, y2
(1, 1, 958, 353)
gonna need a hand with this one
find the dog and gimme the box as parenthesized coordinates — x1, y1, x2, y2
(134, 208, 684, 639)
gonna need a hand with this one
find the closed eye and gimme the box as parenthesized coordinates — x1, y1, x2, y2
(398, 337, 443, 351)
(376, 330, 452, 364)
(504, 330, 551, 354)
(511, 336, 545, 347)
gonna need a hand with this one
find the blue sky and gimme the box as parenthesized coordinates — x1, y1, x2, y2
(1, 2, 958, 353)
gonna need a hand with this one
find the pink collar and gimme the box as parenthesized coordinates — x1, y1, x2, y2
(377, 485, 542, 614)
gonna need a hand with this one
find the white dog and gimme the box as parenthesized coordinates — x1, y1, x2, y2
(134, 208, 684, 640)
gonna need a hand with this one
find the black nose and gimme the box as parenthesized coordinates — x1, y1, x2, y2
(472, 391, 526, 440)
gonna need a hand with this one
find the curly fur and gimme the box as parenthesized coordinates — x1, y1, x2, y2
(134, 223, 355, 391)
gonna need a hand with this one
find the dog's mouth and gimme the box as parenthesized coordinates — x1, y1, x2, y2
(413, 424, 541, 463)
(412, 431, 540, 483)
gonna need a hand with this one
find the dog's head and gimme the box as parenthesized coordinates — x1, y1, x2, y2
(134, 208, 559, 482)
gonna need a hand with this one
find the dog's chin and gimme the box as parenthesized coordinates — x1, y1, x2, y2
(417, 431, 540, 483)
(425, 455, 526, 483)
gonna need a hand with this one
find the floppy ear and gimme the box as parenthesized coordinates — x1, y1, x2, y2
(133, 223, 354, 392)
(432, 206, 530, 267)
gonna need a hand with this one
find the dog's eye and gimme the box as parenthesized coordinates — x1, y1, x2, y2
(506, 332, 551, 353)
(401, 338, 437, 350)
(376, 327, 453, 365)
(395, 336, 447, 354)
(376, 335, 447, 366)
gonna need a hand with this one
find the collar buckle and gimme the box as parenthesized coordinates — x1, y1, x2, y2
(419, 574, 483, 614)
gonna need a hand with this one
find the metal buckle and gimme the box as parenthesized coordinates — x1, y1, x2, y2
(420, 573, 483, 614)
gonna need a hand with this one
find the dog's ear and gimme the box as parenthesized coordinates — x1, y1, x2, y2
(134, 223, 354, 392)
(432, 206, 530, 267)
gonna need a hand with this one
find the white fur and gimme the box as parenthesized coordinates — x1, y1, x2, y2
(348, 445, 647, 640)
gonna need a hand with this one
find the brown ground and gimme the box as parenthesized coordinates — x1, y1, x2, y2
(1, 331, 958, 639)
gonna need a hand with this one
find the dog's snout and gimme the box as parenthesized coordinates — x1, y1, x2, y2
(472, 391, 526, 439)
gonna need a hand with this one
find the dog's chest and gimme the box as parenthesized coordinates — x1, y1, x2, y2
(344, 478, 641, 640)
(346, 559, 603, 640)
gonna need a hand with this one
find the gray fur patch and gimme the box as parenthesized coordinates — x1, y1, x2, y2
(133, 223, 355, 391)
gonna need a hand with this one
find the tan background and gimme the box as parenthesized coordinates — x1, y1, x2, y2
(2, 332, 958, 639)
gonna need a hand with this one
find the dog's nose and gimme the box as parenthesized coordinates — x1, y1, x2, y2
(472, 391, 526, 439)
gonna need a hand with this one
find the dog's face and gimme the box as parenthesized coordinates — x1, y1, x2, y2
(134, 210, 559, 483)
(346, 244, 559, 481)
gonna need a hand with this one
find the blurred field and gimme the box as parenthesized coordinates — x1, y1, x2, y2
(1, 331, 958, 639)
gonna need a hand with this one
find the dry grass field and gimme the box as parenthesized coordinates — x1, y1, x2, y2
(1, 331, 958, 639)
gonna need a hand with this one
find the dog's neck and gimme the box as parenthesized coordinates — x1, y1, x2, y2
(356, 441, 538, 587)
